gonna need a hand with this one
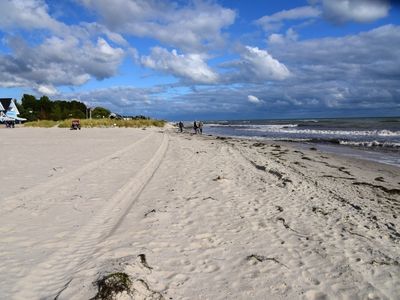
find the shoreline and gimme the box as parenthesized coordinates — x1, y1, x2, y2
(203, 132, 400, 168)
(0, 127, 399, 299)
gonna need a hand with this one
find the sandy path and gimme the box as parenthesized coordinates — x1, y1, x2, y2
(0, 128, 168, 299)
(0, 127, 399, 299)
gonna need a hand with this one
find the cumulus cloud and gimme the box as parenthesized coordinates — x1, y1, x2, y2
(0, 36, 125, 90)
(318, 0, 390, 23)
(141, 47, 219, 84)
(37, 85, 58, 96)
(0, 0, 133, 93)
(257, 24, 400, 112)
(257, 1, 390, 34)
(64, 85, 170, 117)
(256, 6, 321, 32)
(223, 46, 291, 82)
(78, 0, 235, 52)
(247, 95, 263, 104)
(70, 24, 399, 119)
(268, 28, 299, 44)
(0, 0, 63, 31)
(269, 24, 400, 75)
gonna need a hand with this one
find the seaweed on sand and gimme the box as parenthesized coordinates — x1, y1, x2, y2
(91, 272, 132, 300)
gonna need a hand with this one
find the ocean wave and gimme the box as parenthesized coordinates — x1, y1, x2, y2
(339, 140, 400, 148)
(208, 124, 299, 129)
(241, 127, 400, 136)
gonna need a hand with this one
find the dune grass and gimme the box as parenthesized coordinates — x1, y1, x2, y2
(24, 118, 166, 128)
(23, 120, 59, 128)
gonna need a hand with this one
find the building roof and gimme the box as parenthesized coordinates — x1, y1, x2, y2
(0, 98, 13, 111)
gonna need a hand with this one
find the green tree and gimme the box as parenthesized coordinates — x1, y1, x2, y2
(20, 94, 39, 121)
(92, 107, 111, 119)
(38, 96, 53, 119)
(50, 102, 63, 120)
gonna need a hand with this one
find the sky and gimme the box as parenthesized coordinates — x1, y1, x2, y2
(0, 0, 399, 120)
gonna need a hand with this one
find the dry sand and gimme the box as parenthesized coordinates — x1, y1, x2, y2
(0, 126, 399, 300)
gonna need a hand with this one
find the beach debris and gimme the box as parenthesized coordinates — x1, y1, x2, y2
(213, 175, 223, 181)
(352, 182, 400, 195)
(252, 142, 265, 147)
(137, 254, 153, 270)
(250, 161, 266, 171)
(277, 217, 309, 238)
(144, 209, 156, 217)
(255, 164, 266, 171)
(321, 175, 355, 180)
(246, 254, 288, 268)
(312, 206, 329, 216)
(131, 279, 164, 300)
(282, 178, 292, 185)
(338, 167, 352, 176)
(309, 147, 317, 151)
(91, 272, 163, 300)
(277, 217, 290, 229)
(54, 278, 72, 300)
(350, 203, 362, 211)
(268, 169, 283, 179)
(91, 272, 132, 300)
(374, 177, 385, 182)
(301, 156, 312, 161)
(384, 223, 400, 239)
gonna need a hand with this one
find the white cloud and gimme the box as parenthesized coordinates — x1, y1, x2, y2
(0, 0, 57, 29)
(78, 0, 235, 52)
(247, 95, 262, 104)
(141, 47, 218, 84)
(257, 1, 390, 33)
(256, 6, 321, 32)
(37, 84, 58, 96)
(238, 46, 291, 81)
(0, 35, 125, 90)
(320, 0, 390, 23)
(0, 0, 66, 33)
(268, 28, 299, 44)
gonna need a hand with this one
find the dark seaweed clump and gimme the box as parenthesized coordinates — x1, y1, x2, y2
(91, 272, 132, 300)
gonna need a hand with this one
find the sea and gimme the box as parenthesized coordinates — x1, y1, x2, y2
(202, 117, 400, 167)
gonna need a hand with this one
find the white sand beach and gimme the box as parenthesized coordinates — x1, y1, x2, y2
(0, 127, 399, 300)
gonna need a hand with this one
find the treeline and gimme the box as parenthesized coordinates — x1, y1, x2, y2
(17, 94, 111, 121)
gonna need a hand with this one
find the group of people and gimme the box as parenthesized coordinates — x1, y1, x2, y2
(178, 120, 203, 134)
(193, 120, 203, 134)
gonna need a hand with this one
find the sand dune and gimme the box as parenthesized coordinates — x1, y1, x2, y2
(0, 127, 399, 299)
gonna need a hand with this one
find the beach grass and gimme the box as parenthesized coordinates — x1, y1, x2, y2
(23, 120, 59, 128)
(24, 118, 166, 128)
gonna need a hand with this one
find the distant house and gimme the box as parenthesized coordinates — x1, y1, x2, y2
(0, 98, 27, 123)
(109, 112, 123, 120)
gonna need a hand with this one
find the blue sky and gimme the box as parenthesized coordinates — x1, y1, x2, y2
(0, 0, 399, 120)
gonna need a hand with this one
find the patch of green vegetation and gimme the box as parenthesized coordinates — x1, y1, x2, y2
(23, 118, 165, 128)
(91, 272, 132, 300)
(58, 118, 166, 128)
(23, 120, 59, 128)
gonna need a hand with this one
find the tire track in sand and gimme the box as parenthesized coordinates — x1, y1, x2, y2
(1, 132, 155, 215)
(13, 132, 169, 300)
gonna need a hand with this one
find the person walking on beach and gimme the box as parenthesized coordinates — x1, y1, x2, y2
(193, 121, 198, 134)
(178, 121, 184, 133)
(198, 121, 203, 134)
